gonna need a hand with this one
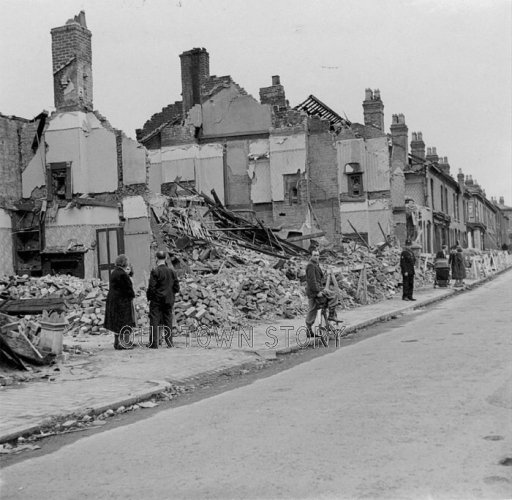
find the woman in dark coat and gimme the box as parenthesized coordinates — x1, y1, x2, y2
(104, 254, 135, 349)
(450, 247, 466, 288)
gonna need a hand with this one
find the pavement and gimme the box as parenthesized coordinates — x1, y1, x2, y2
(0, 264, 511, 444)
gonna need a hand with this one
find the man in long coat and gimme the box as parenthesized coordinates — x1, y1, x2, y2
(146, 250, 180, 348)
(400, 239, 416, 301)
(104, 254, 135, 350)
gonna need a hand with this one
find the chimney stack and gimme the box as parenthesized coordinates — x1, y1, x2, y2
(438, 155, 450, 175)
(363, 88, 384, 132)
(259, 75, 287, 109)
(51, 11, 93, 111)
(457, 168, 465, 185)
(426, 146, 439, 164)
(410, 130, 426, 160)
(390, 113, 409, 167)
(180, 48, 210, 116)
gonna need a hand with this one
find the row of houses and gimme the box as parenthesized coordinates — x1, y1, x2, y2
(1, 11, 511, 284)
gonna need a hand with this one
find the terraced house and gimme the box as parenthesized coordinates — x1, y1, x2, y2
(137, 48, 412, 246)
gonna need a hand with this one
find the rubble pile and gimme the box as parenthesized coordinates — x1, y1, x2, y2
(326, 245, 434, 307)
(0, 276, 109, 336)
(0, 263, 307, 335)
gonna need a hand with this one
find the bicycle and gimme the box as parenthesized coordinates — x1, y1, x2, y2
(316, 306, 346, 348)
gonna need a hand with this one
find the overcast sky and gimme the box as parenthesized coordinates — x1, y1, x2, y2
(1, 0, 511, 205)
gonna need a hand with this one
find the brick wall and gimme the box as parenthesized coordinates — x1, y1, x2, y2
(0, 115, 39, 203)
(259, 76, 287, 108)
(160, 123, 196, 147)
(136, 101, 182, 144)
(308, 118, 338, 202)
(313, 201, 342, 245)
(180, 48, 210, 116)
(51, 21, 93, 111)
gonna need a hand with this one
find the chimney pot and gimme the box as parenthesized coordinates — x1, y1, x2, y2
(499, 196, 505, 204)
(412, 132, 417, 141)
(432, 147, 437, 155)
(418, 132, 423, 141)
(365, 88, 373, 100)
(374, 89, 381, 100)
(272, 75, 280, 86)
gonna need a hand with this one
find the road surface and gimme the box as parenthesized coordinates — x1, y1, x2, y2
(1, 272, 511, 499)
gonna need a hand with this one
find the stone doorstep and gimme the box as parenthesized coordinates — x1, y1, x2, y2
(1, 266, 510, 445)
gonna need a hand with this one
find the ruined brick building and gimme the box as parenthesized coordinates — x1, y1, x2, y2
(1, 12, 509, 281)
(0, 12, 151, 282)
(137, 49, 412, 247)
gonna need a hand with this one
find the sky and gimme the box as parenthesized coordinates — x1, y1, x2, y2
(1, 0, 511, 205)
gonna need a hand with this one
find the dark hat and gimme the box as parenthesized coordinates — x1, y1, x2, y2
(156, 250, 167, 260)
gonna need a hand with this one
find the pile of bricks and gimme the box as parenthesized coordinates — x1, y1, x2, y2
(0, 242, 434, 336)
(0, 276, 109, 336)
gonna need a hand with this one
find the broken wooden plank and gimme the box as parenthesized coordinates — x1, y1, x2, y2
(0, 297, 67, 315)
(286, 231, 325, 243)
(347, 220, 372, 251)
(76, 197, 119, 208)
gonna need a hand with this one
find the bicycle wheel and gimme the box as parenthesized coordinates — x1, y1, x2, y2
(318, 311, 330, 347)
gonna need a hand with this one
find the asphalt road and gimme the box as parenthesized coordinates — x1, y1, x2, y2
(1, 272, 511, 499)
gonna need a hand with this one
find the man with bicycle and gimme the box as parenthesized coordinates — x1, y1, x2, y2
(304, 249, 337, 337)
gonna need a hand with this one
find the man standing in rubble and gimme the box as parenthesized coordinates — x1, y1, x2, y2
(400, 239, 416, 301)
(305, 249, 337, 337)
(146, 250, 180, 348)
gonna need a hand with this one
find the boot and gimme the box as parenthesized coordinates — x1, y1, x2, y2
(115, 333, 134, 350)
(327, 308, 337, 321)
(306, 325, 315, 338)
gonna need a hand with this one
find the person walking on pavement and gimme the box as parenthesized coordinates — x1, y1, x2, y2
(400, 239, 416, 301)
(104, 254, 135, 350)
(304, 249, 337, 337)
(450, 246, 467, 288)
(146, 250, 180, 348)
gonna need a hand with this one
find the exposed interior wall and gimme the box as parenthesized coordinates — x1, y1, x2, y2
(225, 140, 250, 207)
(339, 199, 392, 246)
(23, 112, 118, 197)
(195, 143, 224, 201)
(122, 135, 147, 185)
(200, 86, 272, 138)
(147, 150, 162, 194)
(0, 208, 14, 276)
(45, 206, 120, 279)
(248, 139, 271, 204)
(337, 137, 390, 195)
(122, 196, 151, 287)
(269, 133, 307, 203)
(158, 143, 224, 202)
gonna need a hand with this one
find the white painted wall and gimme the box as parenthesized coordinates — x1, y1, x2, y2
(157, 144, 225, 203)
(46, 206, 120, 227)
(122, 136, 147, 185)
(23, 111, 123, 197)
(269, 133, 307, 202)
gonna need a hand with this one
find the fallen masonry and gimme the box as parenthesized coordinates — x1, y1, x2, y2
(0, 233, 435, 376)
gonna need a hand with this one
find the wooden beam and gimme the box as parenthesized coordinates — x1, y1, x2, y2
(286, 231, 325, 242)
